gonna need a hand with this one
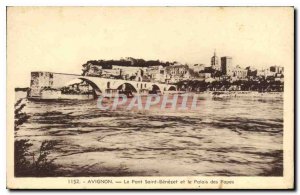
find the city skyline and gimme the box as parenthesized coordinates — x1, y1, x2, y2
(8, 7, 293, 87)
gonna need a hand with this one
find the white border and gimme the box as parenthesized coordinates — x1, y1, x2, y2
(1, 0, 297, 6)
(1, 0, 298, 194)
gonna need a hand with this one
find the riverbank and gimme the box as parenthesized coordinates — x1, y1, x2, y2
(203, 91, 283, 98)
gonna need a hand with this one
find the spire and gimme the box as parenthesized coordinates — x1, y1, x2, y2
(214, 49, 216, 56)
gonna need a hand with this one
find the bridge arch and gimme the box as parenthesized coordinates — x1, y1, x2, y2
(78, 78, 103, 96)
(116, 82, 138, 93)
(168, 86, 177, 91)
(150, 84, 162, 93)
(59, 77, 104, 98)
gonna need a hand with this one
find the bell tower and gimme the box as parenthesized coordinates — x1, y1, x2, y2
(211, 49, 219, 70)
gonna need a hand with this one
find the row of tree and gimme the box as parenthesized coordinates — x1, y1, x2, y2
(176, 79, 284, 92)
(81, 57, 177, 74)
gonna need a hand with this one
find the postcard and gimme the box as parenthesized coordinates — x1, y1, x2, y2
(7, 6, 294, 189)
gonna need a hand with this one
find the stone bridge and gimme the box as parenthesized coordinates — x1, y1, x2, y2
(29, 71, 177, 98)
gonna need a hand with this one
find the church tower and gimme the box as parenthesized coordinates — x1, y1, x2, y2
(211, 49, 219, 70)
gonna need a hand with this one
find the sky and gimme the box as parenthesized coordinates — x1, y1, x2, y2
(7, 7, 293, 87)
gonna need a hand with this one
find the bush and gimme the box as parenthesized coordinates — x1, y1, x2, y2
(14, 98, 58, 177)
(15, 140, 58, 177)
(14, 99, 30, 131)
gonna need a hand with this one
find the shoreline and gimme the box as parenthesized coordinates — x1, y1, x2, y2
(16, 90, 283, 101)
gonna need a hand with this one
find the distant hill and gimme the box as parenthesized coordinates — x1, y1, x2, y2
(82, 57, 176, 69)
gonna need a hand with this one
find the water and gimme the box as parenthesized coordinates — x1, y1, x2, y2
(15, 91, 283, 176)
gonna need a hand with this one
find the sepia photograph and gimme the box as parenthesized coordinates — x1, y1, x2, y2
(6, 6, 294, 189)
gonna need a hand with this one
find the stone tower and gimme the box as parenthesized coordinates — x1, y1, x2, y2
(211, 49, 219, 70)
(221, 56, 233, 75)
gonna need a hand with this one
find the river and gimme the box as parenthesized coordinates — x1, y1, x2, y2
(15, 91, 283, 176)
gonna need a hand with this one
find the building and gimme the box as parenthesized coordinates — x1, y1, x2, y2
(220, 56, 233, 75)
(166, 64, 189, 75)
(146, 65, 166, 83)
(270, 66, 284, 74)
(245, 66, 257, 77)
(101, 69, 121, 78)
(165, 65, 190, 83)
(275, 74, 284, 82)
(198, 72, 212, 80)
(211, 50, 220, 70)
(112, 65, 142, 78)
(190, 64, 206, 73)
(257, 68, 276, 78)
(231, 65, 248, 79)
